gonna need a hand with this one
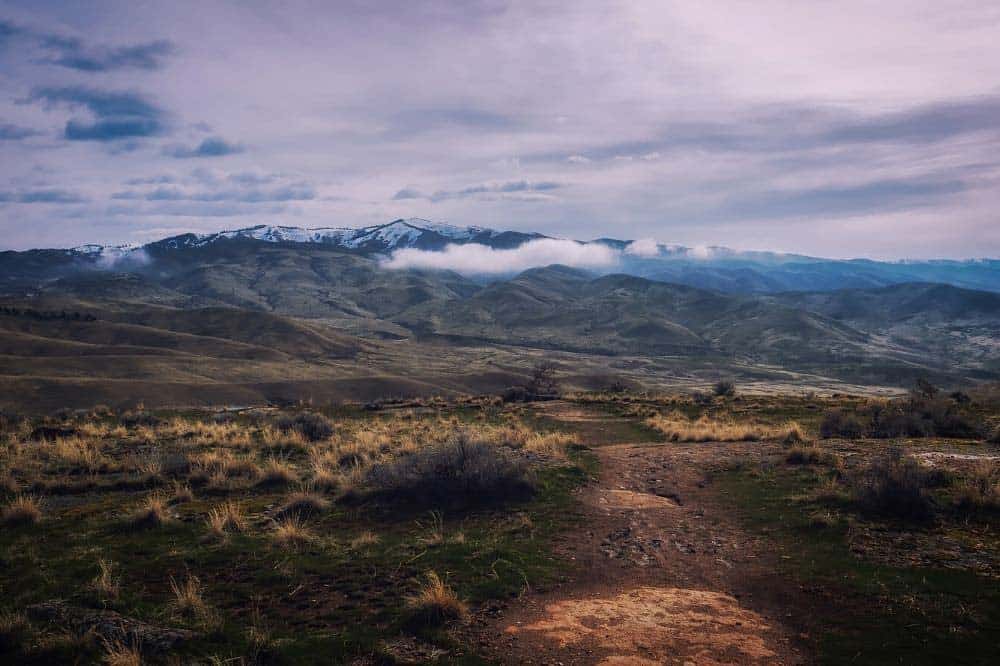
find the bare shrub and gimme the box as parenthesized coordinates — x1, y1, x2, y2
(852, 448, 935, 521)
(819, 409, 864, 439)
(954, 462, 1000, 515)
(713, 380, 736, 397)
(786, 445, 840, 467)
(365, 432, 534, 507)
(276, 412, 334, 442)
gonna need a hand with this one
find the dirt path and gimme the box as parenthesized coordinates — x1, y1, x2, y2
(471, 403, 805, 665)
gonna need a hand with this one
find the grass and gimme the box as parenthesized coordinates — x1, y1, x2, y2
(645, 412, 804, 443)
(405, 571, 468, 627)
(718, 463, 1000, 664)
(1, 494, 41, 526)
(0, 404, 592, 663)
(205, 501, 247, 537)
(128, 493, 170, 529)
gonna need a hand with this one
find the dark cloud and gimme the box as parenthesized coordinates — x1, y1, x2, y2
(825, 97, 1000, 144)
(40, 38, 175, 72)
(112, 184, 315, 203)
(426, 180, 563, 202)
(392, 188, 423, 200)
(385, 107, 521, 138)
(717, 178, 966, 220)
(164, 137, 244, 158)
(28, 86, 166, 141)
(125, 174, 177, 185)
(0, 122, 40, 140)
(0, 188, 86, 203)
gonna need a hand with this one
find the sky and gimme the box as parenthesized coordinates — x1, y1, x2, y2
(1, 1, 999, 259)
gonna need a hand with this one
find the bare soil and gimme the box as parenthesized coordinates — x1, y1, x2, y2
(469, 402, 806, 665)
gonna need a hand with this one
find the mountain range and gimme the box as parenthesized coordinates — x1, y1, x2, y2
(1, 218, 998, 411)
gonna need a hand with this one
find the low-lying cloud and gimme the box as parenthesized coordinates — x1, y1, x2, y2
(383, 238, 618, 275)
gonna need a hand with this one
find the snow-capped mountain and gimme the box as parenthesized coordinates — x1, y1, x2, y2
(146, 218, 544, 254)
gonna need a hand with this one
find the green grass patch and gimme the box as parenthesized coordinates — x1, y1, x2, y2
(717, 465, 1000, 665)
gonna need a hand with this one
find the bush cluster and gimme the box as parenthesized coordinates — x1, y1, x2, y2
(820, 384, 981, 440)
(365, 432, 534, 507)
(275, 412, 334, 441)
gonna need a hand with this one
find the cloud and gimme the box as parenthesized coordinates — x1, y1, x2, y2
(27, 87, 166, 141)
(0, 123, 40, 140)
(164, 136, 245, 158)
(720, 177, 966, 220)
(625, 238, 660, 257)
(382, 238, 618, 275)
(392, 188, 423, 200)
(427, 180, 562, 202)
(111, 184, 315, 203)
(0, 188, 86, 203)
(567, 154, 591, 164)
(40, 37, 175, 72)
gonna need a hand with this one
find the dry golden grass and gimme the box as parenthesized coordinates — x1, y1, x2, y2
(405, 571, 467, 626)
(169, 575, 211, 624)
(91, 558, 120, 600)
(1, 494, 41, 526)
(275, 491, 329, 520)
(955, 461, 1000, 512)
(101, 638, 142, 666)
(349, 530, 380, 550)
(206, 501, 247, 537)
(129, 493, 170, 529)
(646, 413, 805, 443)
(257, 458, 298, 487)
(170, 481, 194, 504)
(271, 516, 314, 549)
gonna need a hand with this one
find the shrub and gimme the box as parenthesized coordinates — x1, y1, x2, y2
(405, 571, 467, 627)
(276, 412, 334, 442)
(713, 380, 736, 397)
(120, 410, 161, 428)
(785, 445, 840, 467)
(819, 409, 864, 439)
(1, 494, 41, 526)
(101, 638, 142, 666)
(365, 432, 534, 507)
(954, 462, 1000, 515)
(852, 449, 935, 521)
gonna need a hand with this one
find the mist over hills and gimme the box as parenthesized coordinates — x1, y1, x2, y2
(1, 218, 998, 410)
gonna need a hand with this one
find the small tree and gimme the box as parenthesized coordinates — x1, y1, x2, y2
(713, 380, 736, 398)
(526, 361, 560, 399)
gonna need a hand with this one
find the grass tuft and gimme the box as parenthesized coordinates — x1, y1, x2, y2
(1, 494, 41, 526)
(405, 571, 467, 627)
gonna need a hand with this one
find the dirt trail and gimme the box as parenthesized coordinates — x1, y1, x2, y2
(472, 402, 804, 665)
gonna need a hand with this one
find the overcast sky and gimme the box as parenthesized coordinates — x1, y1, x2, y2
(1, 1, 999, 258)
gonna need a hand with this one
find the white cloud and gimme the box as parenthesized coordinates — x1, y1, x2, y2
(567, 154, 591, 164)
(382, 238, 618, 275)
(625, 238, 660, 257)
